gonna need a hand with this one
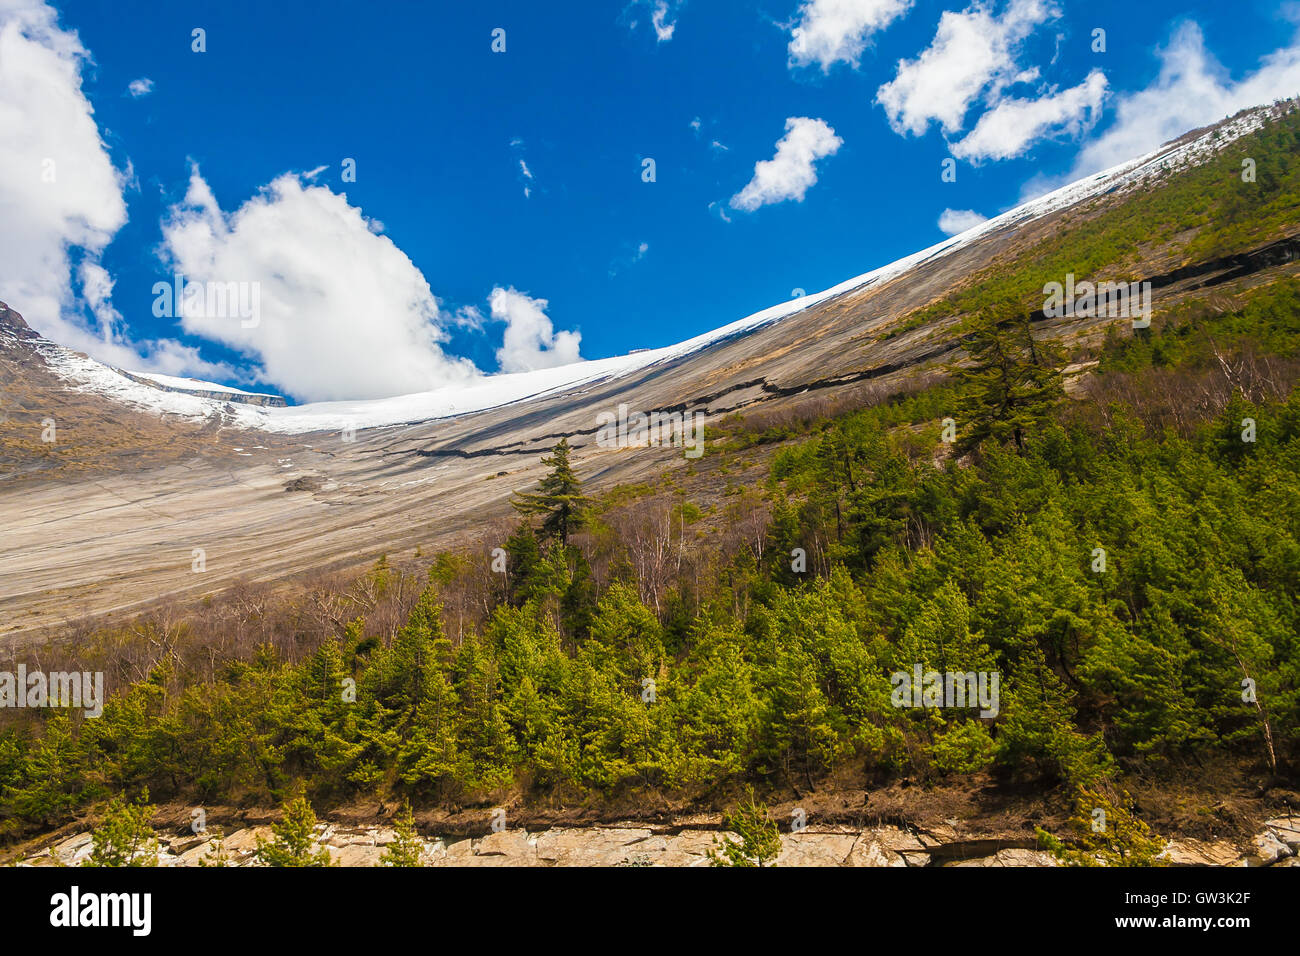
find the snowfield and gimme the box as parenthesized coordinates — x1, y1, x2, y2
(124, 370, 278, 398)
(37, 107, 1271, 436)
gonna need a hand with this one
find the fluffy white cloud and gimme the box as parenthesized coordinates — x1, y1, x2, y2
(1070, 20, 1300, 177)
(489, 287, 582, 373)
(937, 208, 988, 235)
(788, 0, 913, 71)
(127, 76, 153, 97)
(0, 0, 124, 333)
(876, 0, 1056, 136)
(159, 166, 482, 402)
(953, 69, 1107, 161)
(0, 0, 233, 378)
(730, 116, 842, 212)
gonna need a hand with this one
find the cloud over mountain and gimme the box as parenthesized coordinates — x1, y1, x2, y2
(160, 167, 482, 402)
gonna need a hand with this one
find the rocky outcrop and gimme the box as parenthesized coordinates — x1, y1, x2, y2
(15, 817, 1300, 867)
(1157, 817, 1300, 867)
(114, 369, 287, 407)
(0, 301, 40, 342)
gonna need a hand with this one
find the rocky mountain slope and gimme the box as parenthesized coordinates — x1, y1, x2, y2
(1, 102, 1297, 643)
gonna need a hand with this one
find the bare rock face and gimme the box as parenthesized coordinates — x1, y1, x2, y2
(13, 818, 1299, 867)
(949, 849, 1060, 867)
(533, 827, 655, 866)
(774, 832, 859, 867)
(114, 369, 287, 408)
(1264, 818, 1300, 853)
(328, 844, 386, 867)
(1159, 839, 1246, 867)
(845, 832, 909, 868)
(283, 474, 323, 492)
(0, 302, 39, 341)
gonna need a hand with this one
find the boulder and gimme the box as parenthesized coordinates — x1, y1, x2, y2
(846, 833, 908, 867)
(220, 826, 274, 859)
(1264, 819, 1300, 852)
(1159, 839, 1244, 867)
(534, 827, 654, 866)
(434, 828, 541, 866)
(51, 832, 93, 865)
(1246, 829, 1293, 867)
(775, 832, 859, 867)
(330, 844, 386, 867)
(656, 830, 725, 867)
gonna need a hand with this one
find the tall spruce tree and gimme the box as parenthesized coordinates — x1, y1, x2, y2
(511, 437, 589, 545)
(951, 302, 1065, 454)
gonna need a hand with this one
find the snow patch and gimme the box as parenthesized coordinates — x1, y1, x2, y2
(41, 106, 1274, 435)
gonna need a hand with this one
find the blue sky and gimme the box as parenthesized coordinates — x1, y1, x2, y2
(5, 0, 1300, 401)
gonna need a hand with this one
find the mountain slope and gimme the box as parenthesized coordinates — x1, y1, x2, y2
(1, 101, 1298, 642)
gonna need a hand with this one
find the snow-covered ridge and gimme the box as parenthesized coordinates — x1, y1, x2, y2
(116, 370, 287, 406)
(37, 106, 1275, 435)
(125, 370, 271, 398)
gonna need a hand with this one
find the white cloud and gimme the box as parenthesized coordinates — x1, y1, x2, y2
(159, 166, 482, 402)
(77, 259, 120, 337)
(489, 287, 582, 373)
(1070, 20, 1300, 177)
(0, 0, 233, 379)
(788, 0, 913, 71)
(451, 304, 485, 332)
(0, 0, 124, 331)
(519, 159, 533, 198)
(511, 139, 535, 198)
(953, 69, 1107, 161)
(651, 1, 678, 41)
(610, 240, 650, 277)
(127, 76, 153, 98)
(627, 1, 681, 43)
(729, 116, 842, 212)
(937, 208, 988, 235)
(876, 0, 1056, 136)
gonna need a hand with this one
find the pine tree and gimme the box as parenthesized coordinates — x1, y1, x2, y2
(85, 791, 160, 867)
(198, 826, 232, 867)
(511, 438, 589, 545)
(951, 303, 1065, 454)
(255, 794, 334, 867)
(1037, 786, 1166, 866)
(708, 788, 782, 867)
(379, 798, 426, 866)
